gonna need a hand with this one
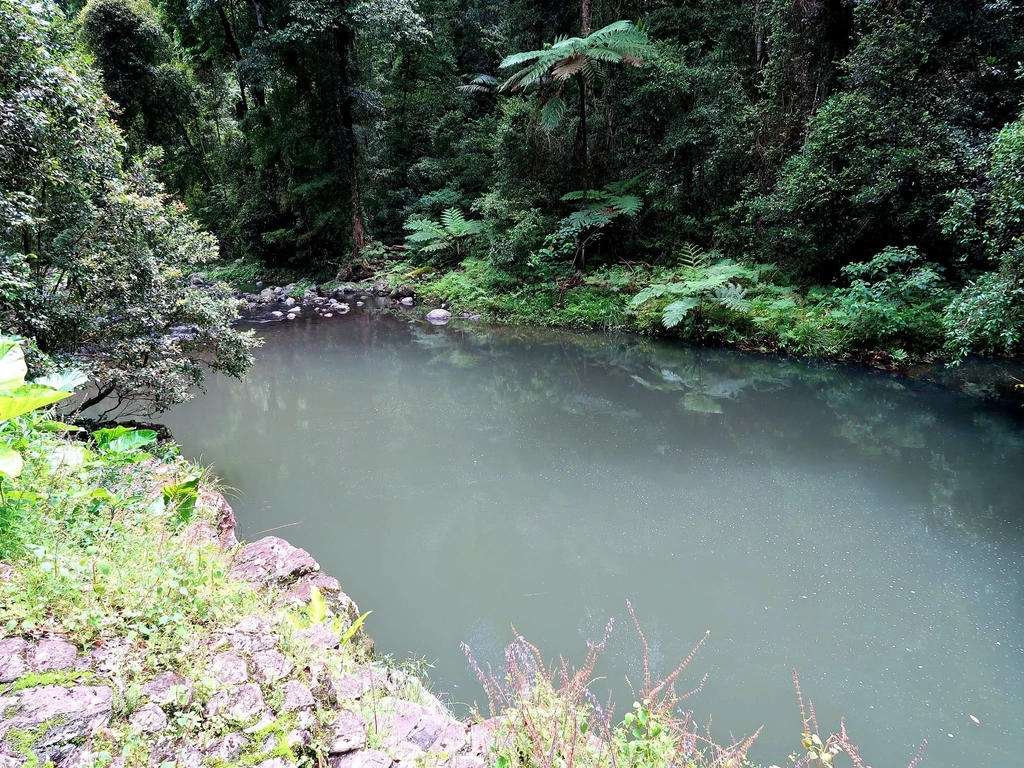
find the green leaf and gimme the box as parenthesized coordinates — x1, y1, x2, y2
(540, 96, 566, 132)
(39, 420, 83, 432)
(163, 478, 200, 530)
(307, 585, 328, 624)
(33, 369, 88, 392)
(0, 339, 27, 391)
(662, 297, 700, 328)
(0, 385, 72, 422)
(340, 610, 372, 645)
(0, 445, 24, 478)
(106, 430, 158, 454)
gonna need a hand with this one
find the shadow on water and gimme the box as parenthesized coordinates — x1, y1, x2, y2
(164, 311, 1024, 768)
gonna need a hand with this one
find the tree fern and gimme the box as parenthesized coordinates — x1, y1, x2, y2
(678, 243, 709, 271)
(404, 207, 483, 261)
(662, 298, 700, 328)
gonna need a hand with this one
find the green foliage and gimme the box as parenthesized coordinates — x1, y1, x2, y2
(404, 208, 485, 264)
(630, 258, 760, 330)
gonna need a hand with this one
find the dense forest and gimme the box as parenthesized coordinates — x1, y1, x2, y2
(5, 0, 1024, 398)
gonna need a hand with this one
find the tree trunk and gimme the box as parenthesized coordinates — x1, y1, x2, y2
(573, 71, 589, 177)
(581, 0, 592, 36)
(334, 26, 368, 255)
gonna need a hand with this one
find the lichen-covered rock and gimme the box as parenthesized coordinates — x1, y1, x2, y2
(377, 698, 456, 754)
(328, 710, 367, 754)
(209, 652, 249, 685)
(0, 685, 112, 763)
(31, 639, 78, 672)
(140, 672, 193, 707)
(252, 650, 292, 683)
(297, 624, 339, 650)
(330, 671, 381, 702)
(0, 638, 28, 683)
(231, 536, 319, 586)
(204, 732, 248, 762)
(328, 749, 394, 768)
(129, 703, 167, 733)
(281, 680, 315, 712)
(430, 721, 470, 754)
(219, 616, 279, 654)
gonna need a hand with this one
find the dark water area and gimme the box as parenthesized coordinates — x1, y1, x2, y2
(164, 311, 1024, 768)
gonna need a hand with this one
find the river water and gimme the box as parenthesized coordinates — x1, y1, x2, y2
(164, 311, 1024, 767)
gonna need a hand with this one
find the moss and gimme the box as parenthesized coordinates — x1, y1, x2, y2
(7, 669, 95, 692)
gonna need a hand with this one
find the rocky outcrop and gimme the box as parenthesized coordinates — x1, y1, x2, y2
(0, 494, 499, 768)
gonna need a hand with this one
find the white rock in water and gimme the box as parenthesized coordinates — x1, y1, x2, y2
(271, 311, 284, 317)
(323, 313, 333, 318)
(425, 308, 452, 324)
(400, 297, 414, 306)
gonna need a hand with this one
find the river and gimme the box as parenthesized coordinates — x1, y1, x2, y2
(164, 310, 1024, 768)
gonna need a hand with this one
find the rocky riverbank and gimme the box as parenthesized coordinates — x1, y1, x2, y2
(0, 488, 498, 768)
(234, 281, 459, 327)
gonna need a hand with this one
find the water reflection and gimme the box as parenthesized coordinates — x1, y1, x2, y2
(164, 312, 1024, 768)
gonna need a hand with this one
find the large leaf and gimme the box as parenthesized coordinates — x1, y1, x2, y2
(0, 445, 24, 478)
(0, 385, 72, 423)
(94, 426, 158, 454)
(163, 477, 201, 530)
(34, 369, 88, 392)
(0, 340, 27, 391)
(662, 297, 701, 328)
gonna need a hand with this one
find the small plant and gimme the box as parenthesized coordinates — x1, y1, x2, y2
(404, 208, 485, 263)
(283, 585, 371, 646)
(629, 258, 760, 330)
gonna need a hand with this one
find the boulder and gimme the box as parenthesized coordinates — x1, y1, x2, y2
(258, 288, 277, 303)
(0, 685, 112, 764)
(389, 284, 415, 299)
(208, 652, 249, 685)
(129, 703, 167, 733)
(328, 710, 367, 754)
(399, 297, 415, 306)
(426, 309, 452, 325)
(0, 638, 28, 683)
(251, 650, 292, 684)
(231, 536, 319, 586)
(281, 681, 314, 712)
(31, 639, 78, 672)
(141, 672, 193, 707)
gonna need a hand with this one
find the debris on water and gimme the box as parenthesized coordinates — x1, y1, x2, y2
(969, 715, 980, 725)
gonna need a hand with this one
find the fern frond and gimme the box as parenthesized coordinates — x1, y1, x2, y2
(662, 297, 700, 328)
(678, 243, 708, 271)
(440, 207, 467, 231)
(551, 53, 587, 81)
(713, 283, 750, 312)
(540, 96, 567, 132)
(607, 194, 642, 216)
(457, 73, 499, 95)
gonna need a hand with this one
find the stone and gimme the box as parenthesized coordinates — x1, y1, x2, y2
(57, 746, 96, 768)
(330, 671, 380, 701)
(221, 617, 278, 655)
(281, 681, 314, 711)
(328, 710, 367, 754)
(255, 759, 296, 768)
(447, 756, 486, 768)
(0, 638, 28, 683)
(258, 288, 277, 303)
(297, 624, 339, 650)
(468, 718, 501, 756)
(287, 313, 297, 320)
(205, 732, 247, 762)
(251, 650, 292, 684)
(209, 652, 249, 684)
(0, 685, 112, 764)
(430, 722, 469, 754)
(197, 490, 239, 549)
(129, 703, 167, 733)
(31, 639, 78, 672)
(328, 749, 393, 768)
(140, 672, 193, 707)
(400, 297, 415, 306)
(356, 301, 364, 307)
(271, 311, 284, 317)
(226, 683, 266, 723)
(284, 297, 296, 306)
(377, 699, 452, 752)
(231, 536, 319, 586)
(278, 574, 342, 607)
(289, 305, 302, 313)
(324, 313, 334, 318)
(425, 309, 452, 325)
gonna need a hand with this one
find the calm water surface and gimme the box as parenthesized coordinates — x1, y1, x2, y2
(165, 312, 1024, 767)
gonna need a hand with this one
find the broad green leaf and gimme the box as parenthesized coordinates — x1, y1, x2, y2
(48, 445, 89, 471)
(34, 369, 88, 392)
(662, 297, 700, 328)
(0, 340, 27, 391)
(39, 420, 83, 432)
(340, 610, 372, 645)
(0, 445, 24, 478)
(0, 385, 72, 422)
(163, 478, 200, 530)
(105, 430, 158, 454)
(307, 586, 328, 624)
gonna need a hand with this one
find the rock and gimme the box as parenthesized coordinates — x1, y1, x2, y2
(281, 681, 314, 712)
(258, 288, 277, 303)
(256, 759, 296, 768)
(296, 624, 339, 650)
(356, 301, 364, 307)
(209, 652, 249, 685)
(324, 313, 334, 318)
(228, 683, 266, 723)
(278, 573, 342, 607)
(330, 671, 380, 702)
(205, 732, 247, 762)
(390, 284, 415, 299)
(0, 638, 28, 683)
(256, 281, 265, 287)
(31, 639, 78, 672)
(231, 536, 319, 586)
(286, 313, 297, 320)
(430, 722, 470, 754)
(447, 756, 486, 768)
(141, 672, 193, 706)
(251, 650, 292, 684)
(198, 490, 239, 549)
(377, 699, 452, 752)
(328, 710, 367, 754)
(271, 311, 284, 317)
(468, 718, 502, 757)
(222, 617, 278, 654)
(328, 749, 394, 768)
(372, 280, 390, 296)
(289, 305, 302, 313)
(425, 309, 452, 325)
(129, 703, 167, 733)
(57, 746, 96, 768)
(0, 685, 112, 764)
(244, 712, 278, 734)
(399, 297, 415, 306)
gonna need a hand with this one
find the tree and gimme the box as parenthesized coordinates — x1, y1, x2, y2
(404, 208, 484, 263)
(497, 20, 653, 181)
(0, 0, 255, 417)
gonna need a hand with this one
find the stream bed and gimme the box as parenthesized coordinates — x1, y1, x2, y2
(164, 310, 1024, 767)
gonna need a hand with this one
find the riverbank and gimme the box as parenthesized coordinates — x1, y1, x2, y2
(1, 418, 782, 767)
(211, 250, 1003, 374)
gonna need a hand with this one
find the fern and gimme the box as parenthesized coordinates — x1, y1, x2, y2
(404, 207, 483, 261)
(540, 95, 567, 131)
(678, 243, 709, 271)
(662, 298, 700, 328)
(712, 283, 750, 312)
